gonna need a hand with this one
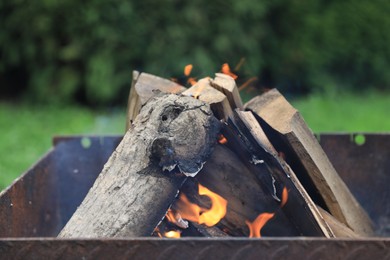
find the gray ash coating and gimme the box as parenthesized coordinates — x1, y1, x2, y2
(133, 93, 221, 176)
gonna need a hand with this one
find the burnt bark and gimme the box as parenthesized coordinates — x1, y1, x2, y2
(59, 94, 220, 238)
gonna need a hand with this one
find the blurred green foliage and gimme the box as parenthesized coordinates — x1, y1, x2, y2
(1, 0, 389, 105)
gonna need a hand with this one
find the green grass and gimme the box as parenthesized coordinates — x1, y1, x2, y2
(291, 90, 390, 132)
(0, 103, 126, 190)
(0, 90, 389, 191)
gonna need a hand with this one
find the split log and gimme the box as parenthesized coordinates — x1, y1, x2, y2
(59, 94, 220, 238)
(210, 73, 243, 110)
(182, 78, 233, 120)
(197, 144, 302, 237)
(126, 71, 141, 130)
(245, 89, 374, 235)
(200, 110, 334, 237)
(126, 71, 187, 129)
(317, 207, 359, 238)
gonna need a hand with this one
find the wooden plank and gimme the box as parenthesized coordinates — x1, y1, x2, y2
(229, 110, 334, 237)
(210, 73, 243, 110)
(245, 89, 374, 235)
(59, 94, 220, 238)
(183, 78, 233, 120)
(197, 144, 304, 237)
(317, 206, 359, 238)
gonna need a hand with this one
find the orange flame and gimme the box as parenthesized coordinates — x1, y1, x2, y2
(218, 134, 228, 144)
(175, 184, 227, 227)
(175, 193, 202, 223)
(184, 64, 193, 76)
(221, 63, 238, 80)
(187, 77, 197, 86)
(166, 209, 177, 223)
(281, 187, 288, 208)
(198, 184, 228, 226)
(246, 187, 289, 238)
(164, 230, 181, 238)
(245, 212, 275, 238)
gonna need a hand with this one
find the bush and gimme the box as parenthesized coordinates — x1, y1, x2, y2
(0, 0, 389, 105)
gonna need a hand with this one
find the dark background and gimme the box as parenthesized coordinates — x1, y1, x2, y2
(1, 0, 389, 106)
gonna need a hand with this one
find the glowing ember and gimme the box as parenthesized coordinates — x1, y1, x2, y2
(245, 212, 275, 238)
(218, 134, 228, 144)
(164, 230, 181, 238)
(184, 64, 193, 76)
(221, 63, 238, 80)
(174, 184, 227, 227)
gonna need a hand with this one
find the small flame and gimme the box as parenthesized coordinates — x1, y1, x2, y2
(175, 184, 227, 227)
(166, 209, 177, 223)
(246, 187, 288, 238)
(187, 77, 197, 86)
(184, 64, 193, 76)
(176, 193, 202, 223)
(164, 230, 181, 238)
(245, 212, 275, 238)
(218, 134, 228, 144)
(154, 227, 163, 238)
(281, 187, 288, 208)
(198, 184, 228, 227)
(221, 63, 238, 79)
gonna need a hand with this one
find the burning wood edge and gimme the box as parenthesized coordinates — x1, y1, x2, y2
(210, 73, 243, 110)
(58, 94, 220, 238)
(161, 111, 349, 238)
(220, 111, 334, 237)
(64, 70, 372, 239)
(127, 71, 243, 125)
(245, 89, 374, 236)
(182, 78, 233, 121)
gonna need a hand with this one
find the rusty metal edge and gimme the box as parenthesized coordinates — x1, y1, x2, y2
(0, 147, 55, 197)
(0, 237, 389, 260)
(52, 134, 123, 146)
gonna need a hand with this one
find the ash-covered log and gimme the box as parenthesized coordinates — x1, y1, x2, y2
(59, 94, 220, 238)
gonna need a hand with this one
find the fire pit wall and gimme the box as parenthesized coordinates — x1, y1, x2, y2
(0, 134, 389, 258)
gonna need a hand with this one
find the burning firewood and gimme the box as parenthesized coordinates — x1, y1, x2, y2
(245, 89, 374, 236)
(59, 69, 373, 239)
(59, 94, 220, 238)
